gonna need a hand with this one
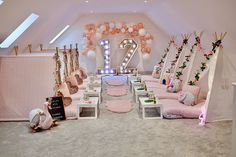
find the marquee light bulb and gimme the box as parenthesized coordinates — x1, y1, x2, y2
(132, 44, 136, 48)
(124, 40, 127, 43)
(129, 39, 132, 43)
(130, 49, 134, 53)
(101, 70, 104, 74)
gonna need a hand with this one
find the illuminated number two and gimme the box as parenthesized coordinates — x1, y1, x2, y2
(119, 39, 138, 73)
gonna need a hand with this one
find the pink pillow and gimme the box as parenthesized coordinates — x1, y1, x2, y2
(182, 85, 200, 104)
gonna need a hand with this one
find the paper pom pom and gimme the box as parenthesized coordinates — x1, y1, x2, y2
(87, 50, 96, 59)
(139, 28, 146, 36)
(128, 27, 133, 33)
(95, 33, 102, 40)
(142, 53, 150, 60)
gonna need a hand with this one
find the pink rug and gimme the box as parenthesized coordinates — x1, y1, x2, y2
(106, 80, 125, 86)
(104, 75, 126, 86)
(107, 86, 128, 96)
(106, 100, 133, 113)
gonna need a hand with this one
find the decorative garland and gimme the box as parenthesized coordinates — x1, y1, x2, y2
(188, 39, 222, 85)
(82, 22, 153, 56)
(166, 38, 188, 73)
(176, 37, 201, 79)
(155, 39, 177, 75)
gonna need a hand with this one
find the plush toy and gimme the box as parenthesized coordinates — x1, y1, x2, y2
(166, 79, 181, 93)
(29, 102, 58, 132)
(152, 65, 161, 78)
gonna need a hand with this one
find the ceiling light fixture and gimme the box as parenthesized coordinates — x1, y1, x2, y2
(49, 25, 70, 44)
(0, 0, 4, 5)
(0, 13, 39, 48)
(85, 0, 89, 3)
(90, 10, 94, 14)
(144, 0, 148, 3)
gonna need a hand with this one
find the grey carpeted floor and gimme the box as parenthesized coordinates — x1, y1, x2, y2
(0, 76, 232, 157)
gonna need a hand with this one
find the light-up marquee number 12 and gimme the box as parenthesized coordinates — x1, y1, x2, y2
(97, 38, 138, 74)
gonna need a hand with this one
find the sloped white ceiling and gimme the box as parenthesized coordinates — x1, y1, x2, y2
(0, 0, 235, 56)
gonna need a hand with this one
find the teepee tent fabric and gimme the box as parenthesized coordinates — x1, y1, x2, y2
(204, 46, 236, 122)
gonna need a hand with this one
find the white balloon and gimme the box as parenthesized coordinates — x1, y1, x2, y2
(121, 28, 126, 33)
(109, 22, 115, 29)
(100, 25, 106, 31)
(128, 27, 133, 33)
(87, 50, 96, 59)
(95, 33, 102, 40)
(116, 22, 122, 29)
(142, 53, 150, 60)
(139, 28, 146, 36)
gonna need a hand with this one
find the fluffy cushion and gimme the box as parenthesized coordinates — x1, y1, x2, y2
(182, 85, 200, 104)
(178, 91, 195, 106)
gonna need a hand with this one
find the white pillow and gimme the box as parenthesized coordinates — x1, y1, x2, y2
(178, 91, 195, 106)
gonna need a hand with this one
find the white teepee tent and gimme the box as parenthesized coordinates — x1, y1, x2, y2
(196, 33, 236, 123)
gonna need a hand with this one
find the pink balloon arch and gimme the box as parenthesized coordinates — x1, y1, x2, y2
(82, 22, 154, 56)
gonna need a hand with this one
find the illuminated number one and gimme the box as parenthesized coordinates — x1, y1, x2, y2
(97, 39, 116, 74)
(119, 39, 138, 73)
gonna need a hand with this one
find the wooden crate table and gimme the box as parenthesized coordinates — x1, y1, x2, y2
(78, 97, 99, 119)
(138, 97, 163, 119)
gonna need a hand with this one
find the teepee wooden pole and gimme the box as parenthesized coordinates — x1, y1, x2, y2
(13, 45, 18, 56)
(28, 44, 32, 53)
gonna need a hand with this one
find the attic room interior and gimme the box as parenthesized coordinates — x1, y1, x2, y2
(0, 0, 236, 156)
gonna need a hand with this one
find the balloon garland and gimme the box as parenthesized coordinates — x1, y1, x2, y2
(82, 22, 153, 56)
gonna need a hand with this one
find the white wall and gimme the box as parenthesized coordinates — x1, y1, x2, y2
(49, 13, 169, 73)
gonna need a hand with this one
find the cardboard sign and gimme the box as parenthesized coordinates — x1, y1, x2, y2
(46, 96, 66, 120)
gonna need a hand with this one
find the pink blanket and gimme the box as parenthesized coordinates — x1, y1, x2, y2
(146, 82, 167, 89)
(160, 99, 205, 118)
(141, 75, 159, 82)
(152, 88, 180, 99)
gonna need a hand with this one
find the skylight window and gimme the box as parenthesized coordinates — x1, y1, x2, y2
(49, 25, 70, 44)
(0, 13, 39, 48)
(0, 0, 4, 5)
